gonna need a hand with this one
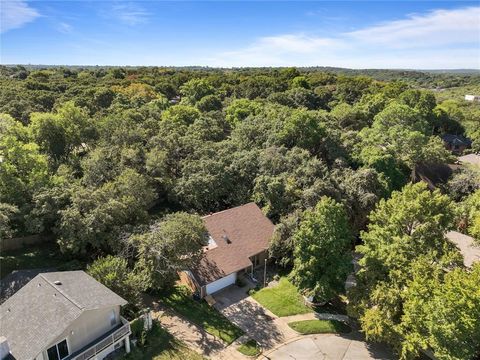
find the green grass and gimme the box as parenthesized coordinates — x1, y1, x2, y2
(124, 321, 205, 360)
(288, 320, 351, 334)
(0, 242, 83, 279)
(250, 277, 312, 317)
(162, 286, 244, 345)
(237, 339, 261, 357)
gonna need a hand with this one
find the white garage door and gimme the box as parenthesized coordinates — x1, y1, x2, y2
(205, 272, 237, 295)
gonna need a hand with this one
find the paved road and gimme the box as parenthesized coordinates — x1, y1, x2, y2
(262, 334, 394, 360)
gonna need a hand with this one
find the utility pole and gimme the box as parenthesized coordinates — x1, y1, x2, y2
(263, 258, 267, 288)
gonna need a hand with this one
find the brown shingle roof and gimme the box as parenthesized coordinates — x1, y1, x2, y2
(191, 203, 275, 285)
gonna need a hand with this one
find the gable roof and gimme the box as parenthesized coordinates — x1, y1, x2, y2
(0, 271, 127, 360)
(191, 203, 275, 285)
(446, 231, 480, 267)
(441, 134, 472, 147)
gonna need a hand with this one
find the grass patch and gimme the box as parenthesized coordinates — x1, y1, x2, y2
(250, 277, 312, 317)
(124, 321, 204, 360)
(237, 339, 261, 357)
(162, 286, 243, 345)
(0, 242, 82, 279)
(288, 320, 351, 334)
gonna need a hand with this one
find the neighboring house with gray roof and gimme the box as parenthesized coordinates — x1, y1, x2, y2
(0, 271, 131, 360)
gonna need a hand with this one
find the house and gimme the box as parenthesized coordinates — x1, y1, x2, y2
(446, 231, 480, 267)
(414, 163, 458, 190)
(0, 271, 131, 360)
(441, 134, 472, 154)
(180, 203, 275, 298)
(465, 94, 480, 102)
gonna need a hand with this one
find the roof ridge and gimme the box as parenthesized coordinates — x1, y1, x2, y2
(39, 274, 84, 310)
(201, 202, 256, 219)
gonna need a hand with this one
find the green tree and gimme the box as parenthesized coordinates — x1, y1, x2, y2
(161, 104, 200, 126)
(0, 203, 19, 239)
(130, 212, 207, 289)
(29, 102, 93, 161)
(353, 182, 463, 354)
(401, 262, 480, 360)
(225, 99, 262, 126)
(290, 197, 352, 302)
(88, 255, 146, 306)
(179, 78, 214, 105)
(58, 169, 155, 254)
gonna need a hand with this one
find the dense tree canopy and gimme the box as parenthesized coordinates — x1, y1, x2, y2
(0, 66, 478, 358)
(290, 197, 352, 302)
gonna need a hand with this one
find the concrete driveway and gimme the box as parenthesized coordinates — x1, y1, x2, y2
(263, 334, 394, 360)
(213, 286, 298, 350)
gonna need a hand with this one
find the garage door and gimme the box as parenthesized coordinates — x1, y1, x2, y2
(205, 272, 237, 295)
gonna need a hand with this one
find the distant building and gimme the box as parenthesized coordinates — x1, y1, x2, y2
(441, 134, 472, 154)
(169, 95, 181, 104)
(465, 94, 480, 102)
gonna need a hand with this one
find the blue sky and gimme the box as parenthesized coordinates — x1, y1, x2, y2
(1, 1, 479, 68)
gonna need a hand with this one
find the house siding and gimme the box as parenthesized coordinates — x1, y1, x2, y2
(42, 306, 121, 358)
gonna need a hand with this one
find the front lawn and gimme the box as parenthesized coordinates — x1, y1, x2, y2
(250, 277, 312, 317)
(237, 339, 261, 357)
(124, 321, 204, 360)
(0, 242, 82, 279)
(162, 286, 244, 345)
(288, 319, 351, 334)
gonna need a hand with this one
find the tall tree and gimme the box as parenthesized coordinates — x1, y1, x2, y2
(352, 182, 463, 355)
(290, 197, 352, 302)
(130, 212, 207, 289)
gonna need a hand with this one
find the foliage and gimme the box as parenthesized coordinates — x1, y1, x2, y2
(57, 169, 155, 254)
(130, 212, 207, 289)
(400, 262, 480, 360)
(0, 242, 79, 279)
(456, 190, 480, 243)
(288, 319, 351, 334)
(352, 182, 463, 356)
(87, 255, 146, 306)
(0, 203, 19, 239)
(237, 340, 261, 357)
(290, 197, 352, 301)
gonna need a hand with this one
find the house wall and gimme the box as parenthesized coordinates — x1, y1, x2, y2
(42, 306, 121, 358)
(178, 270, 199, 294)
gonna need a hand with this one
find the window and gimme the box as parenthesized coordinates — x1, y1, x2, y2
(110, 309, 117, 326)
(47, 339, 69, 360)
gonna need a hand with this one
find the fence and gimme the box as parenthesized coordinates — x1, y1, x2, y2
(0, 234, 52, 251)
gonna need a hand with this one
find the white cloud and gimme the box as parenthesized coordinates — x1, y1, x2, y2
(0, 0, 40, 33)
(110, 2, 149, 26)
(207, 6, 480, 68)
(347, 6, 480, 48)
(57, 22, 73, 34)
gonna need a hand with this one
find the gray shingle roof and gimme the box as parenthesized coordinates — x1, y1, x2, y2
(0, 271, 127, 360)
